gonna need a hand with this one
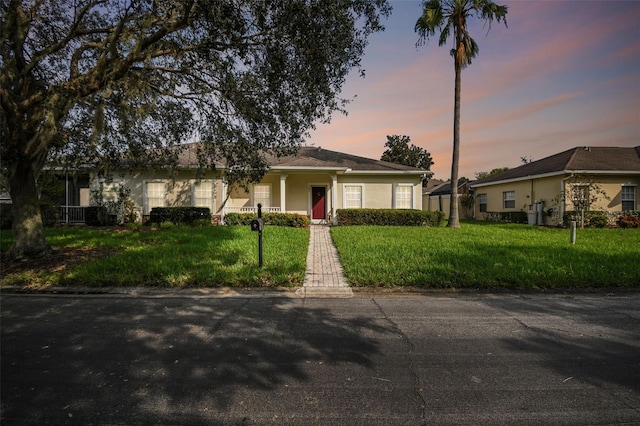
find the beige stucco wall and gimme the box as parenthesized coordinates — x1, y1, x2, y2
(473, 174, 640, 224)
(93, 169, 425, 221)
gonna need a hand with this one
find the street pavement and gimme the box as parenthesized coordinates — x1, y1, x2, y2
(1, 291, 639, 425)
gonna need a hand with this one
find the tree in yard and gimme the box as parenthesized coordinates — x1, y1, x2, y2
(475, 167, 508, 180)
(563, 174, 610, 229)
(415, 0, 507, 228)
(380, 134, 434, 177)
(0, 0, 390, 259)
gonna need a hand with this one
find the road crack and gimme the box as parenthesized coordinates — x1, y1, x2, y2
(372, 298, 427, 425)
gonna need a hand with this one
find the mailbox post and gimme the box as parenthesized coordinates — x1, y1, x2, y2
(250, 203, 264, 267)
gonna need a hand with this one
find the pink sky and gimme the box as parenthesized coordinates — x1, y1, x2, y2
(306, 0, 640, 180)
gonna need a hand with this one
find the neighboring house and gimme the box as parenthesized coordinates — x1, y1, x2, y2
(470, 146, 640, 225)
(422, 179, 473, 219)
(69, 145, 427, 224)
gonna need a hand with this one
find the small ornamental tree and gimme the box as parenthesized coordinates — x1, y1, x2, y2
(563, 174, 610, 228)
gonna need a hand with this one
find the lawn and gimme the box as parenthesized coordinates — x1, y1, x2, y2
(330, 222, 640, 288)
(0, 225, 309, 288)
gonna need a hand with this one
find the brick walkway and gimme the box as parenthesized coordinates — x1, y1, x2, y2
(302, 225, 349, 288)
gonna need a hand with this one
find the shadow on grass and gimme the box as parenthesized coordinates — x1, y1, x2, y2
(1, 296, 392, 424)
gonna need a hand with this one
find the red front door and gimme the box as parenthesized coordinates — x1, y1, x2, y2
(311, 187, 326, 220)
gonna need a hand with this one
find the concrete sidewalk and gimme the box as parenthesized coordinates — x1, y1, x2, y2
(297, 225, 352, 297)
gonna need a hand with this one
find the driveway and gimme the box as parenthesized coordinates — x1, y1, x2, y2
(1, 291, 639, 425)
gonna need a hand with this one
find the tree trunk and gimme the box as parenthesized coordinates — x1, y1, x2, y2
(448, 55, 462, 228)
(7, 155, 50, 260)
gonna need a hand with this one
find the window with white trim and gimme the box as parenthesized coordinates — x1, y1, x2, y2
(395, 185, 413, 209)
(503, 191, 515, 209)
(478, 193, 487, 213)
(572, 185, 590, 210)
(193, 181, 214, 211)
(344, 185, 362, 209)
(253, 184, 271, 208)
(144, 181, 166, 214)
(622, 186, 636, 211)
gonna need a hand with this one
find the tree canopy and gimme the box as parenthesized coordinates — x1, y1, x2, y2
(0, 0, 391, 258)
(380, 134, 434, 176)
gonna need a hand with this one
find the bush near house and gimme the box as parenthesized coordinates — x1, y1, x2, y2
(149, 207, 212, 225)
(336, 209, 445, 227)
(85, 206, 117, 226)
(483, 211, 528, 224)
(224, 212, 310, 228)
(617, 212, 640, 228)
(563, 210, 609, 228)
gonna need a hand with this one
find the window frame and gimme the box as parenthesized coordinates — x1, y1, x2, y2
(253, 183, 271, 208)
(478, 193, 488, 213)
(503, 191, 516, 209)
(394, 184, 413, 209)
(343, 184, 364, 209)
(144, 181, 166, 215)
(192, 180, 215, 211)
(621, 185, 637, 211)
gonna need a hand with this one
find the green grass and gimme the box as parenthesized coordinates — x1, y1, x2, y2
(330, 222, 640, 289)
(1, 226, 308, 288)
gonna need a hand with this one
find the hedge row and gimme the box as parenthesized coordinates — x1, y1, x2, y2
(335, 209, 445, 227)
(149, 207, 212, 225)
(224, 212, 310, 227)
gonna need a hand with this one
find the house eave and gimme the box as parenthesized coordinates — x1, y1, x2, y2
(471, 169, 640, 188)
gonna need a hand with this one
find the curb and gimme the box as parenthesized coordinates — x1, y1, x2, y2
(295, 287, 354, 298)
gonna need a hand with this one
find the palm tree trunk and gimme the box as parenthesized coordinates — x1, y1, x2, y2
(448, 55, 462, 228)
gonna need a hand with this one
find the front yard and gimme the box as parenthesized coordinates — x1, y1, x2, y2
(1, 222, 638, 289)
(0, 226, 309, 288)
(331, 222, 640, 288)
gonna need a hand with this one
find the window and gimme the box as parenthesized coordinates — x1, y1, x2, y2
(395, 185, 413, 209)
(622, 186, 636, 211)
(344, 185, 362, 208)
(193, 181, 214, 211)
(253, 184, 271, 208)
(503, 191, 515, 209)
(145, 181, 165, 214)
(572, 185, 590, 210)
(478, 194, 487, 213)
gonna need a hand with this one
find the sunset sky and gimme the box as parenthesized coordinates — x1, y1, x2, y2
(306, 0, 640, 180)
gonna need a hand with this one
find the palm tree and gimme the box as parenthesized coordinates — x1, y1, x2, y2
(415, 0, 507, 228)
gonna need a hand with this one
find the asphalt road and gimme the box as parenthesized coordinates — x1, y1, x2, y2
(1, 291, 639, 425)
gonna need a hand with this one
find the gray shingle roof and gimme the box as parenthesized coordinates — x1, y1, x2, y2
(472, 146, 640, 186)
(176, 144, 428, 174)
(266, 147, 427, 173)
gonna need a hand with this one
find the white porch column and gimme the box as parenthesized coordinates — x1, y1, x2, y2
(331, 172, 338, 225)
(280, 173, 288, 213)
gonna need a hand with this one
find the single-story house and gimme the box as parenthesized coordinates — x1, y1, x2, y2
(470, 146, 640, 225)
(422, 179, 474, 219)
(58, 145, 428, 224)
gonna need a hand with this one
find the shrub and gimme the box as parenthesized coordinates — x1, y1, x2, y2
(563, 210, 608, 228)
(484, 211, 528, 224)
(617, 212, 640, 228)
(85, 206, 117, 226)
(335, 209, 445, 227)
(149, 207, 212, 225)
(224, 212, 310, 227)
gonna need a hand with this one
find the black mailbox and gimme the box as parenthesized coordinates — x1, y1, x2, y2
(250, 218, 264, 232)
